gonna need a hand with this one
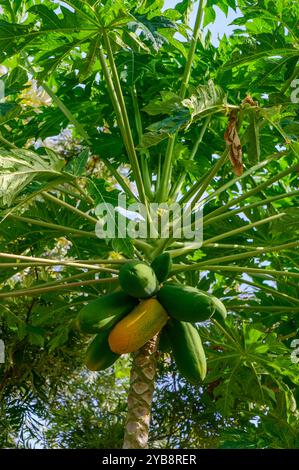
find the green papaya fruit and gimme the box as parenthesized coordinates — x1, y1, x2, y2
(157, 284, 226, 323)
(85, 330, 120, 371)
(209, 295, 227, 321)
(76, 290, 138, 334)
(118, 260, 159, 299)
(151, 252, 172, 283)
(167, 319, 207, 383)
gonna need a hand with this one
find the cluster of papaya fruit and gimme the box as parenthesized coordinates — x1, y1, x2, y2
(76, 253, 227, 384)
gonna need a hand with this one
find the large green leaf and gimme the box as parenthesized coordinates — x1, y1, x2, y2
(0, 149, 68, 207)
(140, 81, 226, 148)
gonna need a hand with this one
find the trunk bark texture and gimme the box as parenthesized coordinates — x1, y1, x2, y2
(122, 335, 159, 449)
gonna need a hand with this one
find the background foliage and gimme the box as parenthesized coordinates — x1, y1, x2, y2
(0, 0, 298, 449)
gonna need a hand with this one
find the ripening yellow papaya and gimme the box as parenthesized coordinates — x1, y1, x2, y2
(108, 298, 168, 354)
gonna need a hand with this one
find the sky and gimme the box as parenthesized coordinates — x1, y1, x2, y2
(163, 0, 240, 46)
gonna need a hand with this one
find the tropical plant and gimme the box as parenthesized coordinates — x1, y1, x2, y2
(0, 0, 298, 449)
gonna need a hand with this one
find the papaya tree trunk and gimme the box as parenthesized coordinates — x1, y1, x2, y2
(123, 335, 159, 449)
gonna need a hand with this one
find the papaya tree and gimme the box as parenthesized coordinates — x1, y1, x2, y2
(0, 0, 299, 449)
